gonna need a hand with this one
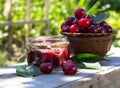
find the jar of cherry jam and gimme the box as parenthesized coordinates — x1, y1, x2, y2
(27, 37, 70, 67)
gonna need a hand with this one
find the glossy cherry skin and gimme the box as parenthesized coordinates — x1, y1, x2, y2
(61, 60, 77, 75)
(99, 21, 108, 26)
(61, 60, 73, 67)
(86, 14, 94, 23)
(88, 25, 98, 33)
(40, 63, 53, 74)
(78, 18, 91, 28)
(61, 22, 67, 29)
(70, 24, 79, 33)
(66, 16, 75, 25)
(98, 27, 107, 33)
(103, 24, 113, 33)
(61, 25, 70, 32)
(74, 8, 86, 19)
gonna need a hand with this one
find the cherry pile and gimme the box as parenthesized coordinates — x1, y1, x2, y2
(61, 8, 113, 33)
(39, 60, 77, 75)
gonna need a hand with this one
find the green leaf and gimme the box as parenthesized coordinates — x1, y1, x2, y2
(93, 13, 110, 24)
(76, 62, 102, 70)
(71, 53, 106, 63)
(87, 1, 100, 14)
(16, 65, 41, 77)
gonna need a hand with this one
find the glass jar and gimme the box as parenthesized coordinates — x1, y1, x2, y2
(27, 36, 70, 67)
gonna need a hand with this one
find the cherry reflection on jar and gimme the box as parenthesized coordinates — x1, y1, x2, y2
(27, 37, 70, 67)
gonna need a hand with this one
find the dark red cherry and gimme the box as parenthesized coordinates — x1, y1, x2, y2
(61, 60, 73, 66)
(98, 27, 107, 33)
(61, 25, 70, 32)
(66, 16, 75, 25)
(88, 25, 98, 33)
(86, 14, 94, 22)
(74, 8, 86, 19)
(99, 21, 108, 26)
(61, 60, 77, 75)
(103, 24, 113, 33)
(61, 22, 67, 29)
(40, 62, 53, 74)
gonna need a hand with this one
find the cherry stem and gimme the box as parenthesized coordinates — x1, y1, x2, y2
(85, 1, 100, 18)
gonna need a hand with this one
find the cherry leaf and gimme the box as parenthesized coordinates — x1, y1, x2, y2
(76, 62, 102, 70)
(16, 65, 41, 77)
(92, 13, 110, 24)
(71, 53, 107, 63)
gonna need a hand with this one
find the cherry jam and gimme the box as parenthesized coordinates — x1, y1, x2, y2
(27, 37, 70, 67)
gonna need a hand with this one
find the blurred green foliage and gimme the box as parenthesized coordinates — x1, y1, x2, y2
(0, 0, 120, 46)
(0, 0, 90, 49)
(0, 0, 120, 67)
(89, 0, 120, 12)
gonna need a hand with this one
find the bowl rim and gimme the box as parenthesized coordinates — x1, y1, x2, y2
(61, 31, 115, 37)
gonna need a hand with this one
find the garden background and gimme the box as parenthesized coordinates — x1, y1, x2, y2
(0, 0, 120, 67)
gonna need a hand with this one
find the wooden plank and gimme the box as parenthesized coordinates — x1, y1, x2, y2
(0, 48, 120, 88)
(0, 19, 46, 27)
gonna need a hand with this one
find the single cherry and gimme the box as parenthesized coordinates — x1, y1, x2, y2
(98, 27, 106, 33)
(40, 62, 53, 74)
(66, 16, 75, 25)
(103, 24, 113, 33)
(70, 24, 79, 33)
(61, 22, 67, 29)
(86, 14, 94, 23)
(61, 60, 77, 75)
(78, 18, 91, 28)
(99, 21, 108, 26)
(88, 25, 98, 33)
(61, 25, 70, 32)
(74, 8, 86, 19)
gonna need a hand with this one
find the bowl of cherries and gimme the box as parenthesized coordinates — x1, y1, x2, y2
(61, 8, 114, 57)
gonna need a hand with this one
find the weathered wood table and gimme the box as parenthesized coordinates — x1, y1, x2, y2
(0, 48, 120, 88)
